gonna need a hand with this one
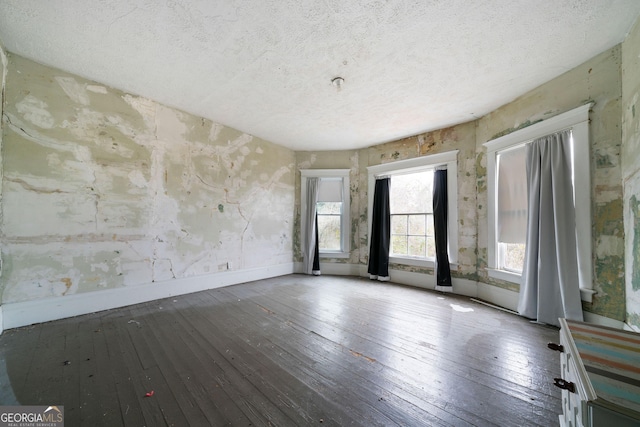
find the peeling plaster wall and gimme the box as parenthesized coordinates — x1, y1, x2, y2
(477, 46, 625, 320)
(0, 54, 295, 304)
(292, 44, 630, 323)
(622, 17, 640, 329)
(365, 124, 478, 278)
(1, 41, 6, 238)
(294, 123, 478, 280)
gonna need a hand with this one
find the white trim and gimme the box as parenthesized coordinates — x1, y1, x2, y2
(300, 169, 351, 258)
(624, 323, 640, 333)
(579, 288, 596, 304)
(477, 282, 520, 312)
(390, 256, 434, 268)
(484, 104, 594, 298)
(483, 103, 592, 151)
(367, 151, 458, 175)
(583, 311, 625, 329)
(487, 268, 521, 284)
(367, 150, 459, 266)
(1, 263, 295, 330)
(320, 251, 350, 259)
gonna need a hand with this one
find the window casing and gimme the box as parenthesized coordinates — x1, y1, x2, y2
(484, 104, 594, 301)
(300, 169, 350, 258)
(367, 151, 458, 268)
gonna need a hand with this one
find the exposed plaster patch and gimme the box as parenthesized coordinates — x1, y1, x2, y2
(128, 170, 148, 188)
(15, 95, 55, 129)
(55, 76, 90, 105)
(86, 85, 108, 94)
(596, 235, 624, 258)
(631, 195, 640, 291)
(490, 119, 544, 141)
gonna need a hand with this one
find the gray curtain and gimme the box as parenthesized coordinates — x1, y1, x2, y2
(303, 177, 321, 275)
(517, 130, 583, 326)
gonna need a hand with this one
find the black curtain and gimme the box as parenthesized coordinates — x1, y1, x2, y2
(312, 213, 320, 274)
(433, 169, 452, 288)
(368, 178, 391, 280)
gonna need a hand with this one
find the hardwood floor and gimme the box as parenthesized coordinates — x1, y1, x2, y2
(0, 275, 562, 426)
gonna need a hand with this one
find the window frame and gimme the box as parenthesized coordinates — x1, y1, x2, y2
(483, 103, 595, 301)
(367, 151, 458, 268)
(300, 169, 350, 259)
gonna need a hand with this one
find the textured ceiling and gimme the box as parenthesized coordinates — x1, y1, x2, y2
(1, 1, 639, 151)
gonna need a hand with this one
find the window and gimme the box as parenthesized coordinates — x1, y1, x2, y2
(496, 144, 527, 273)
(367, 151, 458, 268)
(300, 170, 350, 258)
(390, 170, 436, 258)
(484, 104, 594, 301)
(316, 178, 343, 251)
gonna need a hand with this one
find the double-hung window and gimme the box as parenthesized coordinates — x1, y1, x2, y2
(367, 151, 458, 267)
(389, 170, 436, 259)
(300, 169, 350, 258)
(484, 104, 594, 301)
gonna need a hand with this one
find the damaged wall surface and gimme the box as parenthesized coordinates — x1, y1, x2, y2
(1, 21, 638, 329)
(476, 45, 626, 321)
(294, 42, 633, 323)
(1, 54, 295, 305)
(622, 17, 640, 330)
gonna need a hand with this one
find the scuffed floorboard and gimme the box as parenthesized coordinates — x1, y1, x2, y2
(0, 274, 562, 426)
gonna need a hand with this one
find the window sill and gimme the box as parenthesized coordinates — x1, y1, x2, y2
(487, 268, 521, 284)
(390, 256, 434, 268)
(580, 287, 596, 303)
(320, 251, 350, 259)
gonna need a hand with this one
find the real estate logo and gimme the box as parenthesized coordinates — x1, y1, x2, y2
(0, 405, 64, 427)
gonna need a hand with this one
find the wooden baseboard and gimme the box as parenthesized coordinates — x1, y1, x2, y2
(1, 263, 295, 331)
(5, 260, 626, 334)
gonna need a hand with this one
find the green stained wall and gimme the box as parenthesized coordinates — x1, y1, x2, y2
(476, 46, 626, 320)
(294, 43, 635, 323)
(295, 122, 478, 279)
(0, 54, 295, 304)
(622, 17, 640, 330)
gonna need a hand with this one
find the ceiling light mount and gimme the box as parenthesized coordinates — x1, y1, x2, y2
(331, 76, 344, 89)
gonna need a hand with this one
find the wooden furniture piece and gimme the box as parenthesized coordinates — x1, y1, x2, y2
(550, 318, 640, 427)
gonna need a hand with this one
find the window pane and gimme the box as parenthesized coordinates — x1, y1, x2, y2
(408, 236, 426, 257)
(391, 215, 407, 234)
(497, 146, 527, 244)
(408, 214, 426, 235)
(426, 236, 436, 258)
(317, 215, 341, 251)
(391, 235, 407, 256)
(502, 242, 525, 272)
(317, 202, 342, 215)
(390, 170, 434, 214)
(426, 213, 434, 237)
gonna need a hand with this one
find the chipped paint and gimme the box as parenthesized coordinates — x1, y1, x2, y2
(489, 119, 543, 141)
(0, 54, 294, 304)
(631, 195, 640, 291)
(622, 16, 640, 329)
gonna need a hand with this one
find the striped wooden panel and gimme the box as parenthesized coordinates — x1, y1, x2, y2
(566, 320, 640, 416)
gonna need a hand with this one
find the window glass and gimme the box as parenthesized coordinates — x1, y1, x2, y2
(496, 145, 527, 272)
(317, 201, 342, 251)
(389, 170, 435, 259)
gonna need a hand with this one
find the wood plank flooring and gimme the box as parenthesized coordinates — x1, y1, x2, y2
(0, 274, 562, 426)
